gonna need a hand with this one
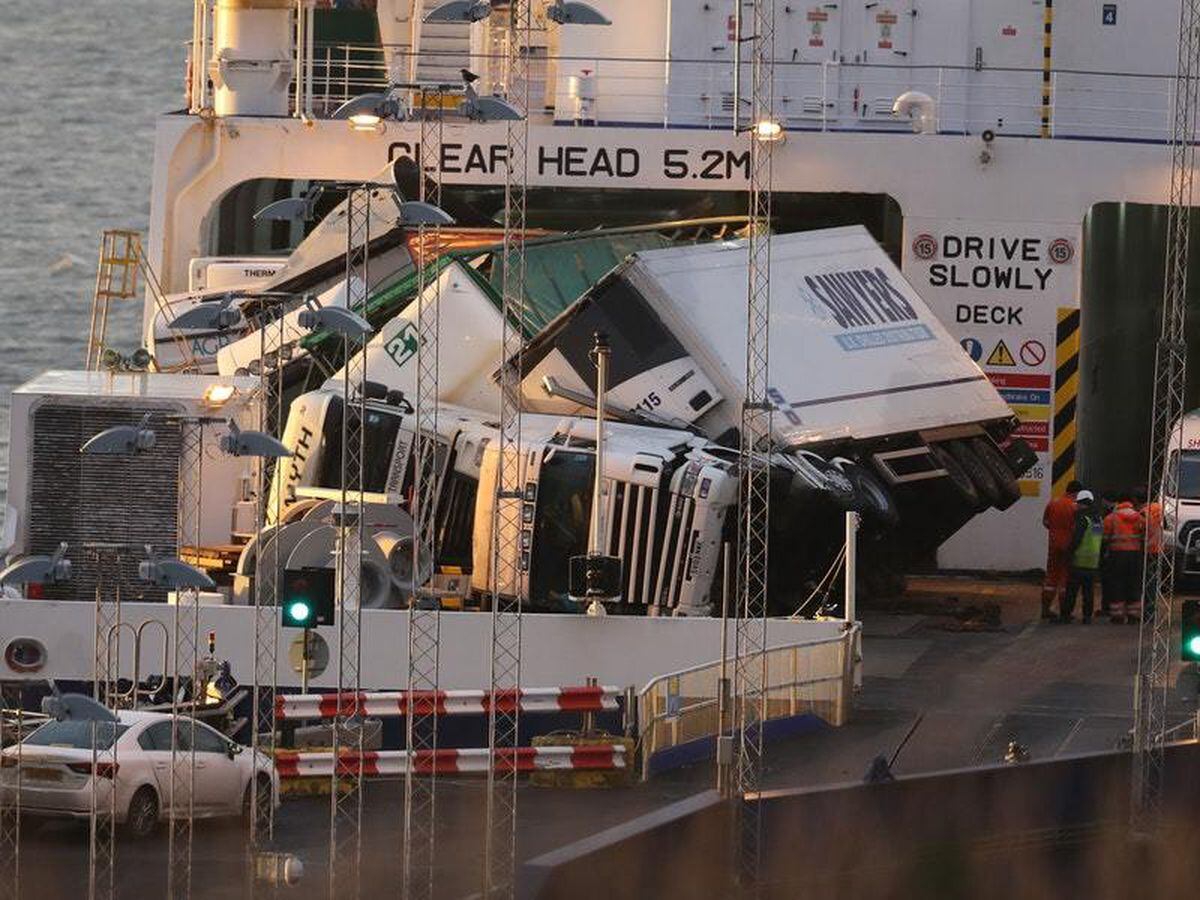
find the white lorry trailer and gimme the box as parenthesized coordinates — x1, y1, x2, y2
(511, 226, 1035, 582)
(1159, 412, 1200, 580)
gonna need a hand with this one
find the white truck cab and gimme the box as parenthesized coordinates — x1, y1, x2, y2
(1161, 411, 1200, 576)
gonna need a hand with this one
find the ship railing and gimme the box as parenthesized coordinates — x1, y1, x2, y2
(273, 43, 1176, 143)
(636, 625, 860, 780)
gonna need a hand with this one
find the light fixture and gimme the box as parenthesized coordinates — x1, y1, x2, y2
(297, 297, 375, 342)
(424, 0, 493, 22)
(203, 383, 237, 407)
(752, 119, 785, 142)
(81, 413, 157, 455)
(169, 292, 243, 331)
(545, 0, 611, 25)
(139, 546, 216, 591)
(460, 82, 523, 122)
(254, 184, 326, 223)
(349, 112, 382, 132)
(0, 542, 71, 587)
(332, 92, 408, 132)
(219, 421, 292, 458)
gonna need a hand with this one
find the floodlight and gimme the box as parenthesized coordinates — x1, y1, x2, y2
(297, 298, 374, 341)
(41, 691, 118, 723)
(203, 383, 237, 407)
(752, 119, 785, 142)
(397, 200, 456, 226)
(81, 413, 157, 455)
(254, 184, 325, 223)
(169, 293, 243, 331)
(460, 83, 523, 122)
(219, 421, 292, 458)
(425, 0, 492, 22)
(332, 93, 408, 131)
(139, 547, 216, 591)
(0, 542, 71, 587)
(545, 0, 611, 25)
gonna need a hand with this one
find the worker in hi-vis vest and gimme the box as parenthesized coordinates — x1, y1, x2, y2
(1103, 492, 1146, 624)
(1061, 490, 1102, 623)
(1041, 479, 1082, 620)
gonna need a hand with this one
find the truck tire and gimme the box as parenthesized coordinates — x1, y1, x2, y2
(947, 440, 1002, 508)
(971, 438, 1022, 510)
(833, 459, 900, 528)
(790, 451, 856, 509)
(930, 443, 984, 511)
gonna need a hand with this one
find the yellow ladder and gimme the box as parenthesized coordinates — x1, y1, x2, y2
(85, 230, 196, 372)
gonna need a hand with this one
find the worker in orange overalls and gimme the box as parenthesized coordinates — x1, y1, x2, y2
(1042, 480, 1082, 621)
(1103, 491, 1146, 624)
(1137, 487, 1163, 621)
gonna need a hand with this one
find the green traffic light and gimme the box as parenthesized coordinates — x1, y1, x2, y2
(1188, 635, 1200, 659)
(287, 600, 311, 624)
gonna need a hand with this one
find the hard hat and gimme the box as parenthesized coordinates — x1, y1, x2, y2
(1076, 490, 1094, 503)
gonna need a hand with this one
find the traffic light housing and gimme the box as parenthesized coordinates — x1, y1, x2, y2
(281, 567, 335, 629)
(1181, 599, 1200, 661)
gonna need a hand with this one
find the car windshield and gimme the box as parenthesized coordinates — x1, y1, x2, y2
(25, 720, 128, 750)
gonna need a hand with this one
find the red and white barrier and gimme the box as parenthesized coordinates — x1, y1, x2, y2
(274, 686, 621, 721)
(274, 744, 627, 778)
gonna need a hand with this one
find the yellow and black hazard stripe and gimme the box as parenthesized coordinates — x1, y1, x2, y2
(1041, 0, 1054, 138)
(1053, 306, 1079, 495)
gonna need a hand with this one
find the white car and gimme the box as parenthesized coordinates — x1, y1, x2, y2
(0, 710, 279, 838)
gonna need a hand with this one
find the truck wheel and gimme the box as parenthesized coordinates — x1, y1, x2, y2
(971, 438, 1022, 510)
(947, 440, 1002, 508)
(833, 459, 900, 528)
(930, 444, 984, 511)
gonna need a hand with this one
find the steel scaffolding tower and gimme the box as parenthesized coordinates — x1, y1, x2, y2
(483, 3, 531, 895)
(403, 87, 445, 900)
(0, 707, 19, 900)
(87, 546, 124, 900)
(1132, 0, 1200, 832)
(250, 302, 290, 847)
(732, 0, 776, 885)
(327, 186, 371, 900)
(168, 421, 205, 900)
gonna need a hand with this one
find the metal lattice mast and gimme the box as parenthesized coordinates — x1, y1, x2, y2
(403, 88, 444, 900)
(250, 306, 283, 846)
(0, 707, 20, 900)
(483, 5, 531, 895)
(168, 420, 204, 900)
(328, 187, 370, 900)
(88, 546, 123, 900)
(732, 0, 776, 884)
(1132, 0, 1200, 832)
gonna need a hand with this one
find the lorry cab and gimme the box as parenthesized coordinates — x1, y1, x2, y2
(1160, 411, 1200, 578)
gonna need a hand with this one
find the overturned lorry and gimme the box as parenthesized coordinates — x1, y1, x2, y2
(267, 226, 1032, 613)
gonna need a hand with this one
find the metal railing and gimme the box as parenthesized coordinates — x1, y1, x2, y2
(637, 625, 859, 778)
(246, 42, 1180, 143)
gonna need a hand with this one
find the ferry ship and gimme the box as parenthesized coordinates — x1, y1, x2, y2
(0, 0, 1182, 727)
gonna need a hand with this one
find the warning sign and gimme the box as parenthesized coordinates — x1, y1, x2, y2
(986, 340, 1017, 367)
(961, 337, 983, 361)
(1019, 339, 1046, 367)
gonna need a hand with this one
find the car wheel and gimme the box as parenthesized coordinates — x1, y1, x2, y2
(948, 440, 1002, 508)
(833, 459, 900, 528)
(126, 786, 159, 840)
(929, 444, 984, 512)
(971, 438, 1022, 510)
